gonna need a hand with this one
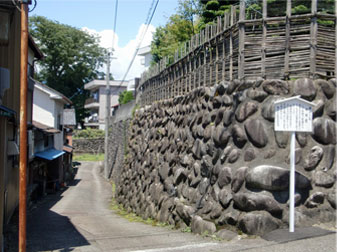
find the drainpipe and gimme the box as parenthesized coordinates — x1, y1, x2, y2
(19, 2, 29, 252)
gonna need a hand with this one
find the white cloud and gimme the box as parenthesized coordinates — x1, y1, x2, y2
(82, 24, 155, 80)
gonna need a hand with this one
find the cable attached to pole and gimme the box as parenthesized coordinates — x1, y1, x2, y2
(119, 0, 160, 87)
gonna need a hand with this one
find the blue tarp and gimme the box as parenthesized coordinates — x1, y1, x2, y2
(35, 148, 65, 160)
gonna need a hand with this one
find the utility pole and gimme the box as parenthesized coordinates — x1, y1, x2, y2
(104, 52, 111, 179)
(19, 1, 30, 251)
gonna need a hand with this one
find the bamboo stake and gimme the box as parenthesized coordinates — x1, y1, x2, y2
(239, 0, 245, 81)
(230, 5, 234, 80)
(284, 0, 291, 79)
(310, 0, 317, 78)
(262, 0, 267, 79)
(335, 0, 337, 78)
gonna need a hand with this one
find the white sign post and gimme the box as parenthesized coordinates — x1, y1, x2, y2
(274, 96, 315, 233)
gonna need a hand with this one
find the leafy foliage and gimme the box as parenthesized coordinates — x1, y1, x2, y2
(150, 0, 334, 65)
(151, 0, 201, 63)
(29, 16, 107, 125)
(73, 128, 105, 139)
(151, 15, 196, 63)
(199, 0, 239, 29)
(118, 90, 134, 105)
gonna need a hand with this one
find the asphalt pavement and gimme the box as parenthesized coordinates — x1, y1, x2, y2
(16, 161, 336, 252)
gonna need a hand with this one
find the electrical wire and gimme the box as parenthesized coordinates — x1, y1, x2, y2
(118, 0, 160, 87)
(29, 0, 37, 12)
(8, 0, 37, 12)
(11, 0, 21, 12)
(111, 0, 118, 52)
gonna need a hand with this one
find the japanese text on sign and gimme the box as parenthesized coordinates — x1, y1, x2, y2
(274, 99, 313, 132)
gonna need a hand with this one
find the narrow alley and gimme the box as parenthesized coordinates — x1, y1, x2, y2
(25, 162, 223, 252)
(6, 162, 332, 252)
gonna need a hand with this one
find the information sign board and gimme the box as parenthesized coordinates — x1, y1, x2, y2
(274, 96, 315, 133)
(274, 96, 315, 233)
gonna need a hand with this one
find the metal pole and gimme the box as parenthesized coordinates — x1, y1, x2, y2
(289, 131, 296, 232)
(19, 3, 29, 251)
(104, 52, 111, 179)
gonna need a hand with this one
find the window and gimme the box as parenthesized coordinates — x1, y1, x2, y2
(0, 11, 9, 45)
(44, 135, 49, 148)
(92, 90, 99, 102)
(57, 114, 63, 131)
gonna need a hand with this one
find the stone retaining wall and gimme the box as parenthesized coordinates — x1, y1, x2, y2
(115, 78, 336, 236)
(108, 119, 131, 179)
(73, 138, 104, 154)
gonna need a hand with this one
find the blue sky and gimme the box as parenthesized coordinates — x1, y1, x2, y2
(30, 0, 178, 47)
(30, 0, 179, 79)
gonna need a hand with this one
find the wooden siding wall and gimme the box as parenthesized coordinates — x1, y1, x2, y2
(139, 0, 336, 106)
(0, 6, 21, 241)
(0, 6, 21, 114)
(0, 117, 5, 247)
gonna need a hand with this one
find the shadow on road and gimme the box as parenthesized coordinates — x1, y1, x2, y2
(27, 182, 89, 251)
(5, 180, 90, 252)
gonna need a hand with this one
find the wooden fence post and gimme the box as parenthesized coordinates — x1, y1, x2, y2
(230, 5, 234, 81)
(204, 45, 207, 86)
(198, 51, 201, 87)
(238, 0, 245, 81)
(222, 13, 228, 81)
(148, 81, 151, 104)
(262, 0, 267, 79)
(310, 0, 317, 78)
(189, 53, 192, 92)
(169, 71, 172, 99)
(216, 36, 219, 84)
(210, 42, 213, 86)
(284, 0, 291, 80)
(335, 0, 337, 79)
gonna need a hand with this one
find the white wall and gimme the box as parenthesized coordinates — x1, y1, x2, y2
(33, 88, 55, 128)
(144, 53, 152, 70)
(98, 86, 126, 126)
(33, 85, 66, 151)
(53, 101, 64, 151)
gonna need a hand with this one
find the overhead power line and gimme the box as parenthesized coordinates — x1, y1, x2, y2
(104, 0, 119, 179)
(111, 0, 118, 51)
(118, 0, 160, 87)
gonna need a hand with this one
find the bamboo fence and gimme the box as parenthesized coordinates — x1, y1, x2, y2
(139, 0, 336, 106)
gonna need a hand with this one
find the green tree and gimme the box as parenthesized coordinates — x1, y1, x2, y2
(97, 72, 114, 81)
(151, 0, 334, 65)
(177, 0, 202, 35)
(118, 90, 134, 105)
(29, 16, 107, 124)
(151, 14, 196, 63)
(151, 0, 201, 64)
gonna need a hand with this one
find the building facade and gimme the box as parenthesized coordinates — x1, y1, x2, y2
(31, 81, 73, 195)
(84, 79, 128, 130)
(0, 2, 43, 248)
(138, 45, 152, 70)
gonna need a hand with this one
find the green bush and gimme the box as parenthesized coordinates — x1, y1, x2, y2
(206, 0, 219, 11)
(118, 90, 134, 105)
(73, 128, 105, 139)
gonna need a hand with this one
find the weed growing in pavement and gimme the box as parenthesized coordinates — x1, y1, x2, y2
(181, 226, 192, 233)
(109, 182, 171, 228)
